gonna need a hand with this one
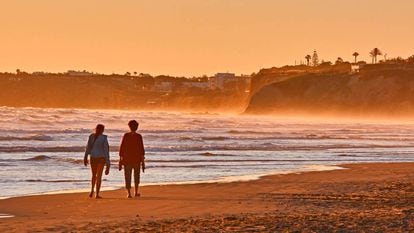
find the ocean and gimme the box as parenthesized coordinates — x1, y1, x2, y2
(1, 106, 414, 198)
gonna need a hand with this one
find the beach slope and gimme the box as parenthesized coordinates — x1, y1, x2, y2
(0, 163, 413, 232)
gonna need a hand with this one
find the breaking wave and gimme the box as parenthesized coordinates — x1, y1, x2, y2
(1, 143, 413, 153)
(24, 155, 52, 161)
(0, 134, 53, 141)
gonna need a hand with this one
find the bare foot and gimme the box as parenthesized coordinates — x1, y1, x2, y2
(135, 193, 141, 197)
(89, 191, 94, 198)
(95, 195, 102, 199)
(127, 195, 132, 199)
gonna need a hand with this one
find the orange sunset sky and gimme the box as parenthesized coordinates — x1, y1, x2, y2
(1, 0, 413, 76)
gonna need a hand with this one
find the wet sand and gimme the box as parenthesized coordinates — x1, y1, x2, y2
(0, 163, 413, 232)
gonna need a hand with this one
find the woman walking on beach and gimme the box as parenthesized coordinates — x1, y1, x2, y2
(119, 120, 145, 198)
(84, 124, 110, 199)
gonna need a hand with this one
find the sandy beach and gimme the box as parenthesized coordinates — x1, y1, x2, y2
(3, 1, 414, 232)
(0, 163, 412, 232)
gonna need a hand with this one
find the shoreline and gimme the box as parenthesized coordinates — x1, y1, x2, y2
(1, 162, 413, 232)
(0, 164, 344, 200)
(0, 214, 14, 219)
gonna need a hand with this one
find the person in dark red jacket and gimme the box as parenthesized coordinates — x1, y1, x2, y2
(119, 120, 145, 198)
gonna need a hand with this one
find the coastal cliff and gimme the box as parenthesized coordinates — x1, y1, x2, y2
(245, 66, 414, 117)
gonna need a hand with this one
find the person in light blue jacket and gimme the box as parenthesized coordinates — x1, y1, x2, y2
(84, 124, 110, 199)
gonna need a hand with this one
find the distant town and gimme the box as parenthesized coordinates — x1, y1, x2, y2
(2, 48, 414, 114)
(11, 70, 251, 94)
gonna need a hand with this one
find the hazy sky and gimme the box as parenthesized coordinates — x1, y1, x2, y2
(1, 0, 413, 76)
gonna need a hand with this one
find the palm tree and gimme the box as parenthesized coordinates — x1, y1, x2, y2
(370, 48, 382, 64)
(305, 55, 312, 66)
(352, 52, 359, 64)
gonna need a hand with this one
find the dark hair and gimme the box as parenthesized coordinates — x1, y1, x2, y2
(94, 124, 105, 141)
(128, 120, 139, 132)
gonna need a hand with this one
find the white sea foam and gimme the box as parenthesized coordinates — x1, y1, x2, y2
(0, 107, 414, 198)
(0, 214, 14, 218)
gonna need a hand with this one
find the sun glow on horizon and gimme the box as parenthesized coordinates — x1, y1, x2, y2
(1, 0, 413, 76)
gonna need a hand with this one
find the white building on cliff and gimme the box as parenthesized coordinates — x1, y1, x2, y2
(208, 73, 236, 90)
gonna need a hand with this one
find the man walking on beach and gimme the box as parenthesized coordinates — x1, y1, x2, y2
(119, 120, 146, 198)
